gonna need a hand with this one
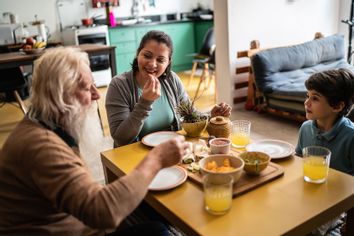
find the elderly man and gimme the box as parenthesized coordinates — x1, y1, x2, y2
(0, 47, 189, 235)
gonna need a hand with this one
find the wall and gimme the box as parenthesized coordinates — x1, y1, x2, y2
(214, 0, 344, 106)
(0, 0, 213, 42)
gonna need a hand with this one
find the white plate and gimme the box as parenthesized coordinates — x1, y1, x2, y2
(246, 139, 295, 159)
(141, 131, 182, 147)
(148, 166, 188, 191)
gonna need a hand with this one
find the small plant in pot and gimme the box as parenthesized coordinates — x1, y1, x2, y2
(176, 101, 208, 137)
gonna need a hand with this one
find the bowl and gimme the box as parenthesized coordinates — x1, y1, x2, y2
(199, 154, 244, 183)
(209, 138, 231, 154)
(20, 48, 45, 55)
(239, 151, 270, 175)
(181, 119, 208, 138)
(81, 18, 93, 26)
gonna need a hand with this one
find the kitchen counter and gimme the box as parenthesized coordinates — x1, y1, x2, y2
(95, 16, 213, 29)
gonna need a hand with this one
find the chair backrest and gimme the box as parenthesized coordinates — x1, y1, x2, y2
(0, 68, 29, 101)
(199, 27, 215, 56)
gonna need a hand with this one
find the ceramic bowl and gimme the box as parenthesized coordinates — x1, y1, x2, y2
(239, 151, 270, 175)
(199, 154, 244, 183)
(209, 138, 231, 154)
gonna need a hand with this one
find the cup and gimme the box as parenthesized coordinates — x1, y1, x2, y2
(209, 138, 231, 154)
(203, 174, 233, 215)
(302, 146, 331, 184)
(231, 120, 251, 148)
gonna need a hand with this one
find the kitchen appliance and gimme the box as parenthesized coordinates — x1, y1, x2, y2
(29, 16, 49, 42)
(61, 25, 111, 87)
(0, 24, 21, 45)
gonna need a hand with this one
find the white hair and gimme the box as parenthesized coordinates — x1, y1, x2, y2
(29, 47, 90, 139)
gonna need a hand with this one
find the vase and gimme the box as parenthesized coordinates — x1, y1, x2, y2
(181, 119, 208, 137)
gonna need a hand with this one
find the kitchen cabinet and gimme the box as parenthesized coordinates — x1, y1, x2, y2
(109, 20, 212, 74)
(109, 28, 136, 74)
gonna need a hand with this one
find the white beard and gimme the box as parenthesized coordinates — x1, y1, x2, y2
(76, 102, 106, 183)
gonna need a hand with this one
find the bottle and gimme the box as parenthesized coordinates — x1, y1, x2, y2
(105, 2, 116, 26)
(105, 2, 111, 26)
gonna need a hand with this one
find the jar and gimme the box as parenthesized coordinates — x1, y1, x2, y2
(206, 116, 231, 138)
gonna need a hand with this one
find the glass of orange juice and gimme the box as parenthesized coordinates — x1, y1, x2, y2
(203, 174, 233, 215)
(231, 120, 251, 148)
(302, 146, 331, 184)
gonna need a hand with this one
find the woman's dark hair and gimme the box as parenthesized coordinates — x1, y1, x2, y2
(305, 68, 354, 117)
(131, 30, 173, 80)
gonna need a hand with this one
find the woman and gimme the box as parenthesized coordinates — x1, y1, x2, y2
(106, 30, 231, 147)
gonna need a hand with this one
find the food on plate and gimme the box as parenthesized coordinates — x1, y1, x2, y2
(239, 151, 270, 175)
(22, 38, 46, 51)
(187, 162, 200, 173)
(205, 158, 235, 173)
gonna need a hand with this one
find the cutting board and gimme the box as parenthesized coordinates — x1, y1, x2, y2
(180, 161, 284, 198)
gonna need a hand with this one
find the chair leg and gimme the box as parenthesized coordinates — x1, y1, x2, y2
(13, 91, 27, 114)
(207, 69, 215, 89)
(203, 63, 210, 90)
(192, 67, 208, 102)
(188, 62, 197, 86)
(93, 100, 104, 137)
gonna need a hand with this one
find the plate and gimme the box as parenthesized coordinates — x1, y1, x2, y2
(246, 139, 295, 159)
(141, 131, 182, 147)
(148, 166, 187, 191)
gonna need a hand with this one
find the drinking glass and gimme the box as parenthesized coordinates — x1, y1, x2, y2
(302, 146, 331, 184)
(231, 120, 251, 148)
(203, 174, 233, 215)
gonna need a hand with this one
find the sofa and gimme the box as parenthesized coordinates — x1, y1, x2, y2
(250, 34, 354, 118)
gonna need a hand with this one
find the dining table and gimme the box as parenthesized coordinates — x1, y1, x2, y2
(0, 44, 117, 76)
(100, 136, 354, 236)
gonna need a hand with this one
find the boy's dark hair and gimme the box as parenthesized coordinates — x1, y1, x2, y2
(305, 68, 354, 117)
(131, 30, 173, 80)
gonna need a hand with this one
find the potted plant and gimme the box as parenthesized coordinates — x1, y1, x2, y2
(176, 101, 208, 137)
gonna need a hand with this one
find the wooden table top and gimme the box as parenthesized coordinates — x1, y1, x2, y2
(101, 140, 354, 236)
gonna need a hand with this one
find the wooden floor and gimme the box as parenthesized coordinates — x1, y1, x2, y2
(0, 71, 216, 148)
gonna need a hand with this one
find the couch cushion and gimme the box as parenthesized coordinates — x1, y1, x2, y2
(263, 59, 352, 98)
(251, 34, 346, 93)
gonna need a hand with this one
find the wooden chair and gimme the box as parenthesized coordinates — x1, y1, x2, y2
(188, 27, 215, 88)
(0, 68, 29, 114)
(192, 49, 215, 103)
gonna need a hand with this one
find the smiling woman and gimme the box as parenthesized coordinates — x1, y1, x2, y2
(105, 30, 231, 147)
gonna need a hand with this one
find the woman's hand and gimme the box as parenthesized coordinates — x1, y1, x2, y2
(141, 75, 161, 101)
(211, 102, 232, 117)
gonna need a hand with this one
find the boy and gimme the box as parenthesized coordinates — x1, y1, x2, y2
(296, 68, 354, 175)
(295, 68, 354, 236)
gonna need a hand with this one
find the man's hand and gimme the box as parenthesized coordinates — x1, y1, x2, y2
(147, 136, 189, 169)
(211, 102, 232, 117)
(141, 75, 161, 101)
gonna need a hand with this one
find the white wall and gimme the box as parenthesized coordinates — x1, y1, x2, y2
(0, 0, 212, 42)
(214, 0, 344, 106)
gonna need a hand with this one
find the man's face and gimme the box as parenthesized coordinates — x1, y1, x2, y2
(75, 65, 100, 107)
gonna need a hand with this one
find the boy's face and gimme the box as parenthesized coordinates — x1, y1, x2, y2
(304, 90, 339, 121)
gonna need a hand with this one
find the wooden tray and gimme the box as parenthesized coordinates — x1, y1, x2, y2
(180, 162, 284, 198)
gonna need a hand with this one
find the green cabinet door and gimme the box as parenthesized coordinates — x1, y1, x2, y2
(109, 27, 137, 74)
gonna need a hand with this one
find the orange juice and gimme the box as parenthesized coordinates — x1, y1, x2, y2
(205, 186, 232, 214)
(231, 133, 250, 148)
(303, 156, 328, 181)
